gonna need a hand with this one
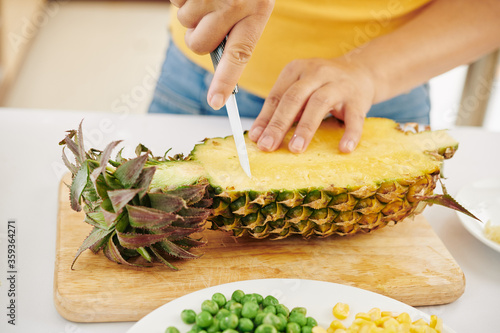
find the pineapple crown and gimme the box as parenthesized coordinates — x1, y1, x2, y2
(59, 121, 212, 269)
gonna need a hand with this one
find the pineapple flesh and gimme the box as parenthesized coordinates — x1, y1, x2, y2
(150, 118, 458, 239)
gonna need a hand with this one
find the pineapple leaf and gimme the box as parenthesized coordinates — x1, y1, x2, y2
(135, 166, 157, 199)
(89, 140, 122, 185)
(421, 194, 482, 222)
(174, 237, 207, 249)
(155, 226, 206, 240)
(70, 161, 90, 212)
(116, 230, 174, 249)
(126, 205, 182, 229)
(61, 147, 78, 174)
(136, 246, 153, 262)
(71, 227, 114, 269)
(103, 235, 141, 266)
(176, 207, 211, 227)
(85, 211, 109, 230)
(76, 120, 86, 163)
(164, 184, 208, 205)
(89, 233, 111, 253)
(148, 192, 186, 213)
(61, 134, 83, 165)
(108, 188, 143, 212)
(157, 239, 201, 259)
(114, 154, 148, 188)
(150, 246, 179, 270)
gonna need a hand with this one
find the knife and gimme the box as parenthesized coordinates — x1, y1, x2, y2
(210, 37, 252, 178)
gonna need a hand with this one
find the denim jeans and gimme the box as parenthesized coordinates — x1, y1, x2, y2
(149, 41, 430, 124)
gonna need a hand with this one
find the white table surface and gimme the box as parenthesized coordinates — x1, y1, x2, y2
(0, 108, 499, 333)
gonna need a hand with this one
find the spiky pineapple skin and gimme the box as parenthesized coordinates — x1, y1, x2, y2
(208, 172, 440, 239)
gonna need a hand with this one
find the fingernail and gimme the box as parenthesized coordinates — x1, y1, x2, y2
(258, 135, 274, 151)
(249, 126, 264, 141)
(345, 139, 355, 152)
(290, 135, 305, 153)
(209, 93, 225, 110)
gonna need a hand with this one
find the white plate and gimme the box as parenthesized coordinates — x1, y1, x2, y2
(127, 279, 455, 333)
(455, 177, 500, 253)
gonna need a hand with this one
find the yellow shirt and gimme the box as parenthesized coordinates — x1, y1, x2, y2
(170, 0, 432, 97)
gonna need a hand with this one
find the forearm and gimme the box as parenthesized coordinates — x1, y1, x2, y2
(349, 0, 500, 104)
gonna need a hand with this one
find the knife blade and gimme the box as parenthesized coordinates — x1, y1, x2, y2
(210, 37, 252, 178)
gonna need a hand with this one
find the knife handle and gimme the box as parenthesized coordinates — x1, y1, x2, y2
(210, 36, 239, 94)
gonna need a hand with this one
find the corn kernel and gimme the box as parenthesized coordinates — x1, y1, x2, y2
(396, 312, 411, 324)
(396, 322, 411, 333)
(355, 312, 372, 321)
(330, 320, 346, 330)
(333, 302, 350, 320)
(381, 311, 395, 317)
(352, 318, 375, 328)
(383, 317, 400, 329)
(375, 315, 393, 327)
(312, 326, 328, 333)
(429, 315, 443, 333)
(412, 318, 428, 326)
(368, 308, 382, 321)
(333, 329, 347, 333)
(327, 327, 335, 333)
(357, 324, 372, 333)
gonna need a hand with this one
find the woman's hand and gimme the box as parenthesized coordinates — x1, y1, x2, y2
(248, 57, 377, 154)
(170, 0, 274, 110)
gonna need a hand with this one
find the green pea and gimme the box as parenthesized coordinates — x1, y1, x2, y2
(198, 331, 208, 333)
(276, 304, 290, 317)
(224, 300, 236, 310)
(186, 329, 198, 333)
(202, 300, 220, 315)
(286, 322, 301, 333)
(262, 313, 282, 330)
(262, 295, 279, 308)
(288, 312, 307, 327)
(238, 317, 254, 332)
(231, 290, 245, 303)
(215, 308, 231, 320)
(241, 301, 259, 319)
(206, 318, 220, 333)
(253, 293, 264, 304)
(196, 311, 214, 328)
(219, 313, 239, 330)
(276, 314, 288, 331)
(212, 293, 227, 308)
(255, 324, 278, 333)
(189, 324, 201, 333)
(306, 317, 318, 327)
(263, 305, 276, 314)
(254, 312, 267, 326)
(222, 329, 238, 333)
(165, 327, 180, 333)
(241, 294, 258, 304)
(301, 326, 313, 333)
(290, 307, 307, 316)
(181, 309, 197, 324)
(228, 302, 243, 317)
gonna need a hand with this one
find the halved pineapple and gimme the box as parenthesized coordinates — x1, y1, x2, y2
(62, 117, 470, 268)
(151, 117, 459, 239)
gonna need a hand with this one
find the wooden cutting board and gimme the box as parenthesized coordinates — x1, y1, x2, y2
(54, 175, 465, 323)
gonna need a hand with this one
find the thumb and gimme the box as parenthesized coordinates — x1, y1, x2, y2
(207, 17, 267, 110)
